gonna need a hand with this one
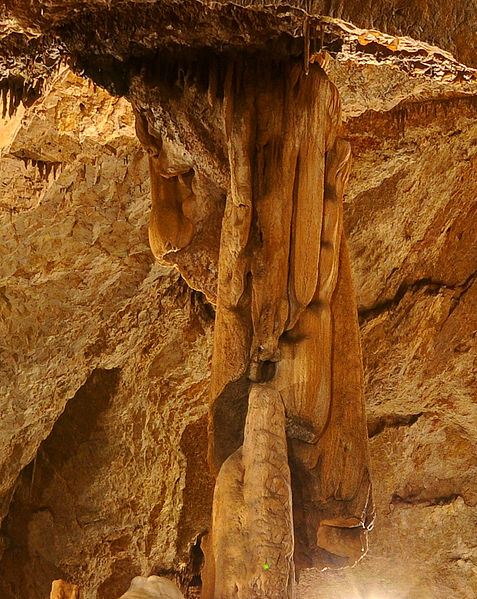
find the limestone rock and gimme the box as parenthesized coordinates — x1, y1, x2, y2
(132, 53, 373, 594)
(298, 70, 477, 599)
(0, 8, 475, 599)
(119, 576, 184, 599)
(0, 69, 214, 599)
(203, 384, 295, 599)
(0, 66, 152, 521)
(2, 0, 476, 68)
(50, 580, 79, 599)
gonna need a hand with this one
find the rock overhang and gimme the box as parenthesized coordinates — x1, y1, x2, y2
(0, 0, 476, 107)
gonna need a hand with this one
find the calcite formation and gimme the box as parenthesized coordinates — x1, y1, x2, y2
(50, 580, 79, 599)
(0, 2, 475, 599)
(132, 52, 373, 596)
(207, 59, 372, 581)
(119, 576, 184, 599)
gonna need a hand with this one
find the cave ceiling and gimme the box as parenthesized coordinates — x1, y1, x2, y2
(0, 0, 476, 110)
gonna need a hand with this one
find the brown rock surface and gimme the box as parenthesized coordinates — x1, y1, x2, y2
(0, 21, 475, 599)
(1, 0, 476, 68)
(0, 0, 475, 130)
(298, 73, 477, 599)
(0, 69, 214, 599)
(50, 579, 80, 599)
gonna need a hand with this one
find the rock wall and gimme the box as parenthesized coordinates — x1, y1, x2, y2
(0, 64, 475, 598)
(0, 70, 214, 599)
(2, 0, 477, 68)
(300, 69, 477, 599)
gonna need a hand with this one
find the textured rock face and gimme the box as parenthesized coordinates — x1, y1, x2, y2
(0, 0, 475, 135)
(299, 78, 477, 599)
(0, 22, 475, 599)
(50, 579, 80, 599)
(2, 0, 477, 68)
(0, 70, 214, 599)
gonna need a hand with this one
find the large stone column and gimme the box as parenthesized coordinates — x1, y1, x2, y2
(134, 54, 374, 598)
(208, 60, 374, 585)
(203, 384, 295, 599)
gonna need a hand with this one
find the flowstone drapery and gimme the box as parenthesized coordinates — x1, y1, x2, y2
(134, 56, 374, 599)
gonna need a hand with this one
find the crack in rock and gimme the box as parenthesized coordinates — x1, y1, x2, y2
(367, 412, 423, 438)
(359, 272, 477, 324)
(445, 268, 477, 320)
(391, 492, 464, 508)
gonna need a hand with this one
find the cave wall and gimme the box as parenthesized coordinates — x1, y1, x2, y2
(301, 69, 477, 599)
(0, 70, 214, 599)
(0, 59, 475, 599)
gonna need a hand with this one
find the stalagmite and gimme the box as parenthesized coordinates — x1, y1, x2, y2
(203, 384, 295, 599)
(119, 576, 184, 599)
(135, 53, 374, 598)
(50, 579, 79, 599)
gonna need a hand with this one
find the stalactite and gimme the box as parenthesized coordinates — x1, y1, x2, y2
(135, 109, 196, 258)
(204, 57, 373, 597)
(21, 157, 62, 181)
(4, 78, 24, 118)
(303, 17, 310, 74)
(0, 76, 42, 117)
(133, 51, 373, 599)
(8, 83, 16, 117)
(1, 84, 8, 118)
(207, 59, 218, 108)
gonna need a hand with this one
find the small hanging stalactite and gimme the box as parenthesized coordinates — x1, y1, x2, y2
(52, 162, 61, 179)
(0, 75, 45, 118)
(21, 157, 63, 182)
(1, 81, 8, 118)
(394, 106, 408, 137)
(87, 78, 98, 92)
(0, 77, 25, 118)
(11, 78, 24, 117)
(303, 17, 310, 75)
